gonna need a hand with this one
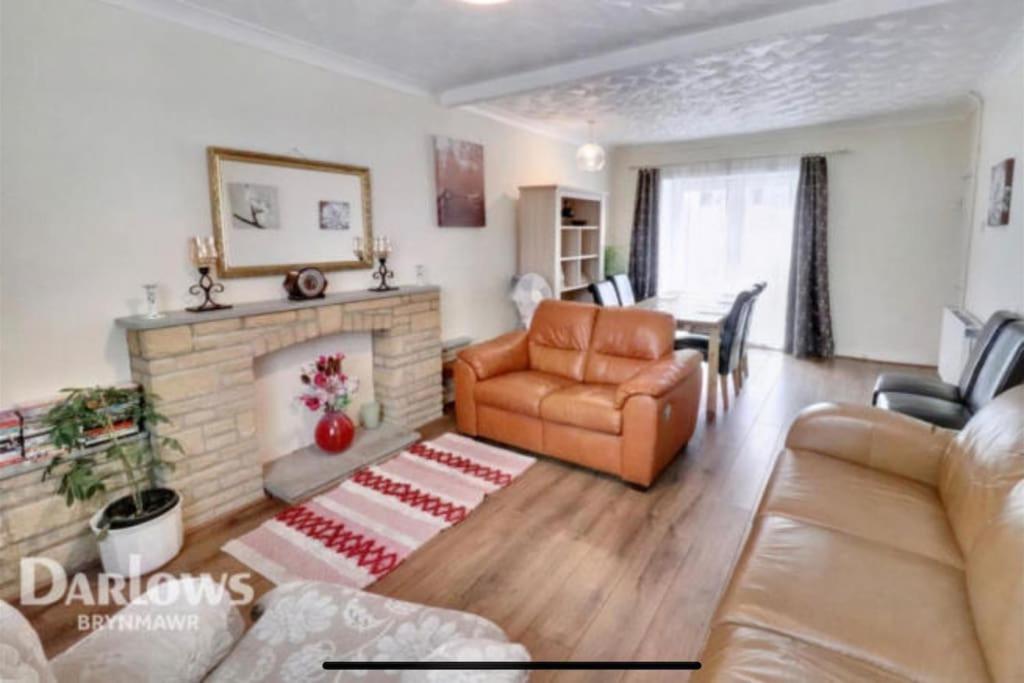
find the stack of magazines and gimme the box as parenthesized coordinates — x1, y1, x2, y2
(16, 397, 65, 461)
(83, 388, 142, 447)
(0, 411, 21, 467)
(4, 386, 146, 467)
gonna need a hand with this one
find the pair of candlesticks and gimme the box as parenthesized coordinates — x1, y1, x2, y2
(176, 234, 400, 316)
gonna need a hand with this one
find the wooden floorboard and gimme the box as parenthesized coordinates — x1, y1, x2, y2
(18, 350, 935, 678)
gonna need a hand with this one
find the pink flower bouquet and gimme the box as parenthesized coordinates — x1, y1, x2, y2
(297, 353, 359, 414)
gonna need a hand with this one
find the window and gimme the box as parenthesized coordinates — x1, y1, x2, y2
(657, 157, 799, 348)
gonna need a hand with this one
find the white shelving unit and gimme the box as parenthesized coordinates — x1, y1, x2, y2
(517, 185, 606, 302)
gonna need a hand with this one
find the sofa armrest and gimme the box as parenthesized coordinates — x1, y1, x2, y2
(615, 350, 702, 408)
(51, 577, 244, 683)
(785, 403, 955, 486)
(458, 331, 529, 381)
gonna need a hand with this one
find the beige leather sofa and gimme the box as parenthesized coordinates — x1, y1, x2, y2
(697, 386, 1023, 682)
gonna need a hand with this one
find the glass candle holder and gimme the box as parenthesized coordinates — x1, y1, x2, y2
(142, 283, 164, 319)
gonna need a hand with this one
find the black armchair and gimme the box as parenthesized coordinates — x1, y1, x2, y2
(873, 311, 1024, 429)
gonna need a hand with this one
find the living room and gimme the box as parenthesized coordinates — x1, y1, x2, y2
(1, 0, 1022, 681)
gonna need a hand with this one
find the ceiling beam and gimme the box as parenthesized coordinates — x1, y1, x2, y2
(438, 0, 952, 107)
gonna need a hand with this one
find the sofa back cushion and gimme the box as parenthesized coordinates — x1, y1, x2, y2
(527, 300, 598, 381)
(965, 319, 1024, 414)
(965, 481, 1023, 683)
(585, 307, 675, 385)
(939, 385, 1024, 556)
(958, 310, 1018, 397)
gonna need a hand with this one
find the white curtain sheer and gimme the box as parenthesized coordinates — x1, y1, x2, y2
(657, 157, 800, 349)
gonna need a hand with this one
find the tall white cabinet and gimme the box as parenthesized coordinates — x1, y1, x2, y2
(517, 185, 607, 302)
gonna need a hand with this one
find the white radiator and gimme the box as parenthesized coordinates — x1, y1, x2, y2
(937, 307, 982, 383)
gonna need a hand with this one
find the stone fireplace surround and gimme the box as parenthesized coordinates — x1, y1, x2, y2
(0, 287, 441, 599)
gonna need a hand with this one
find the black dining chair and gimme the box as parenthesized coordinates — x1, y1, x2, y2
(610, 274, 636, 306)
(675, 287, 757, 410)
(589, 279, 621, 306)
(736, 282, 767, 387)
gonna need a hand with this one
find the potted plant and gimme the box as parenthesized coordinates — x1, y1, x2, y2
(43, 385, 183, 576)
(298, 353, 360, 454)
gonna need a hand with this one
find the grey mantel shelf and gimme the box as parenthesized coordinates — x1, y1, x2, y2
(115, 285, 439, 331)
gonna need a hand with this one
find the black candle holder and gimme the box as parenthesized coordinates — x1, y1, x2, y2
(370, 257, 399, 292)
(186, 266, 232, 312)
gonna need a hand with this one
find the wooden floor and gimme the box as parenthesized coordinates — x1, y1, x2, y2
(21, 350, 933, 681)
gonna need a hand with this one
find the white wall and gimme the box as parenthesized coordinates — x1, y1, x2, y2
(0, 0, 607, 406)
(964, 38, 1024, 320)
(609, 114, 975, 365)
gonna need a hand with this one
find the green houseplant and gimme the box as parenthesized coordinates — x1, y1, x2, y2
(43, 385, 185, 575)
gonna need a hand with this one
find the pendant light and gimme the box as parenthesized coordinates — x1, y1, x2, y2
(576, 120, 606, 172)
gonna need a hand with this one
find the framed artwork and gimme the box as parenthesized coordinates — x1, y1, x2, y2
(434, 136, 485, 227)
(987, 158, 1015, 227)
(208, 147, 373, 277)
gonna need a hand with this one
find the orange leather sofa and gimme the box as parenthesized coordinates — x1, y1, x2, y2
(695, 386, 1024, 682)
(454, 300, 703, 487)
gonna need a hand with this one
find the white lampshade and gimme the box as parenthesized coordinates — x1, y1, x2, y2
(576, 142, 606, 172)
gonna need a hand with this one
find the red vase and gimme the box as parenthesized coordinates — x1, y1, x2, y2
(315, 410, 355, 454)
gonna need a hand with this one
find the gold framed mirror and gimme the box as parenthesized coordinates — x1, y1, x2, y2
(207, 147, 373, 278)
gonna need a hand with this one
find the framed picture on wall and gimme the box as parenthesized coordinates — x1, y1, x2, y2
(434, 136, 485, 227)
(208, 147, 373, 277)
(987, 158, 1015, 227)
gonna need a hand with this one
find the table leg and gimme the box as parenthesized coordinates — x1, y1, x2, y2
(706, 329, 720, 420)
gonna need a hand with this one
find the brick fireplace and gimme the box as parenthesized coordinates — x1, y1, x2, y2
(123, 286, 443, 529)
(0, 287, 442, 599)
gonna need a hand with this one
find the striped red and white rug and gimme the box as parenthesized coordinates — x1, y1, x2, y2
(223, 433, 535, 588)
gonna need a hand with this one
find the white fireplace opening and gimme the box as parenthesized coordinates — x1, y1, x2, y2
(253, 332, 375, 463)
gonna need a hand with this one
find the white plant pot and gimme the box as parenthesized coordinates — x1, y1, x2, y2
(89, 489, 184, 577)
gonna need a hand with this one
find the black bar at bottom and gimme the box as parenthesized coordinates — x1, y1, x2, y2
(323, 661, 701, 671)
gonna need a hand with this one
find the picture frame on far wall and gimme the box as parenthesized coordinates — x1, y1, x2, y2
(208, 147, 373, 277)
(987, 157, 1015, 227)
(434, 136, 485, 227)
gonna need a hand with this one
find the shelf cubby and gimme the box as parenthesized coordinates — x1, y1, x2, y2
(518, 186, 606, 302)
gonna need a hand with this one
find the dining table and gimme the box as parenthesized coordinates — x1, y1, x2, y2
(634, 292, 734, 420)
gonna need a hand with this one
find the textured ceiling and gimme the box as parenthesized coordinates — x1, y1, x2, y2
(490, 0, 1024, 143)
(145, 0, 1022, 144)
(178, 0, 828, 89)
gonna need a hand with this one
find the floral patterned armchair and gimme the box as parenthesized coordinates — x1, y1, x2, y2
(1, 579, 529, 682)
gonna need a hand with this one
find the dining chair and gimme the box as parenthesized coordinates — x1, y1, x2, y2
(736, 282, 767, 386)
(609, 274, 636, 306)
(589, 279, 622, 306)
(675, 287, 757, 410)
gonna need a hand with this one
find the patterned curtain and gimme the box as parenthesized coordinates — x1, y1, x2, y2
(784, 156, 835, 359)
(628, 168, 661, 300)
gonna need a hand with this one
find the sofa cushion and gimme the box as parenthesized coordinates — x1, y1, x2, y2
(51, 577, 244, 683)
(872, 372, 961, 403)
(527, 300, 597, 381)
(874, 391, 971, 429)
(696, 624, 907, 682)
(584, 307, 675, 385)
(209, 581, 528, 683)
(0, 599, 55, 683)
(713, 515, 990, 682)
(475, 370, 574, 417)
(761, 449, 963, 568)
(540, 384, 621, 435)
